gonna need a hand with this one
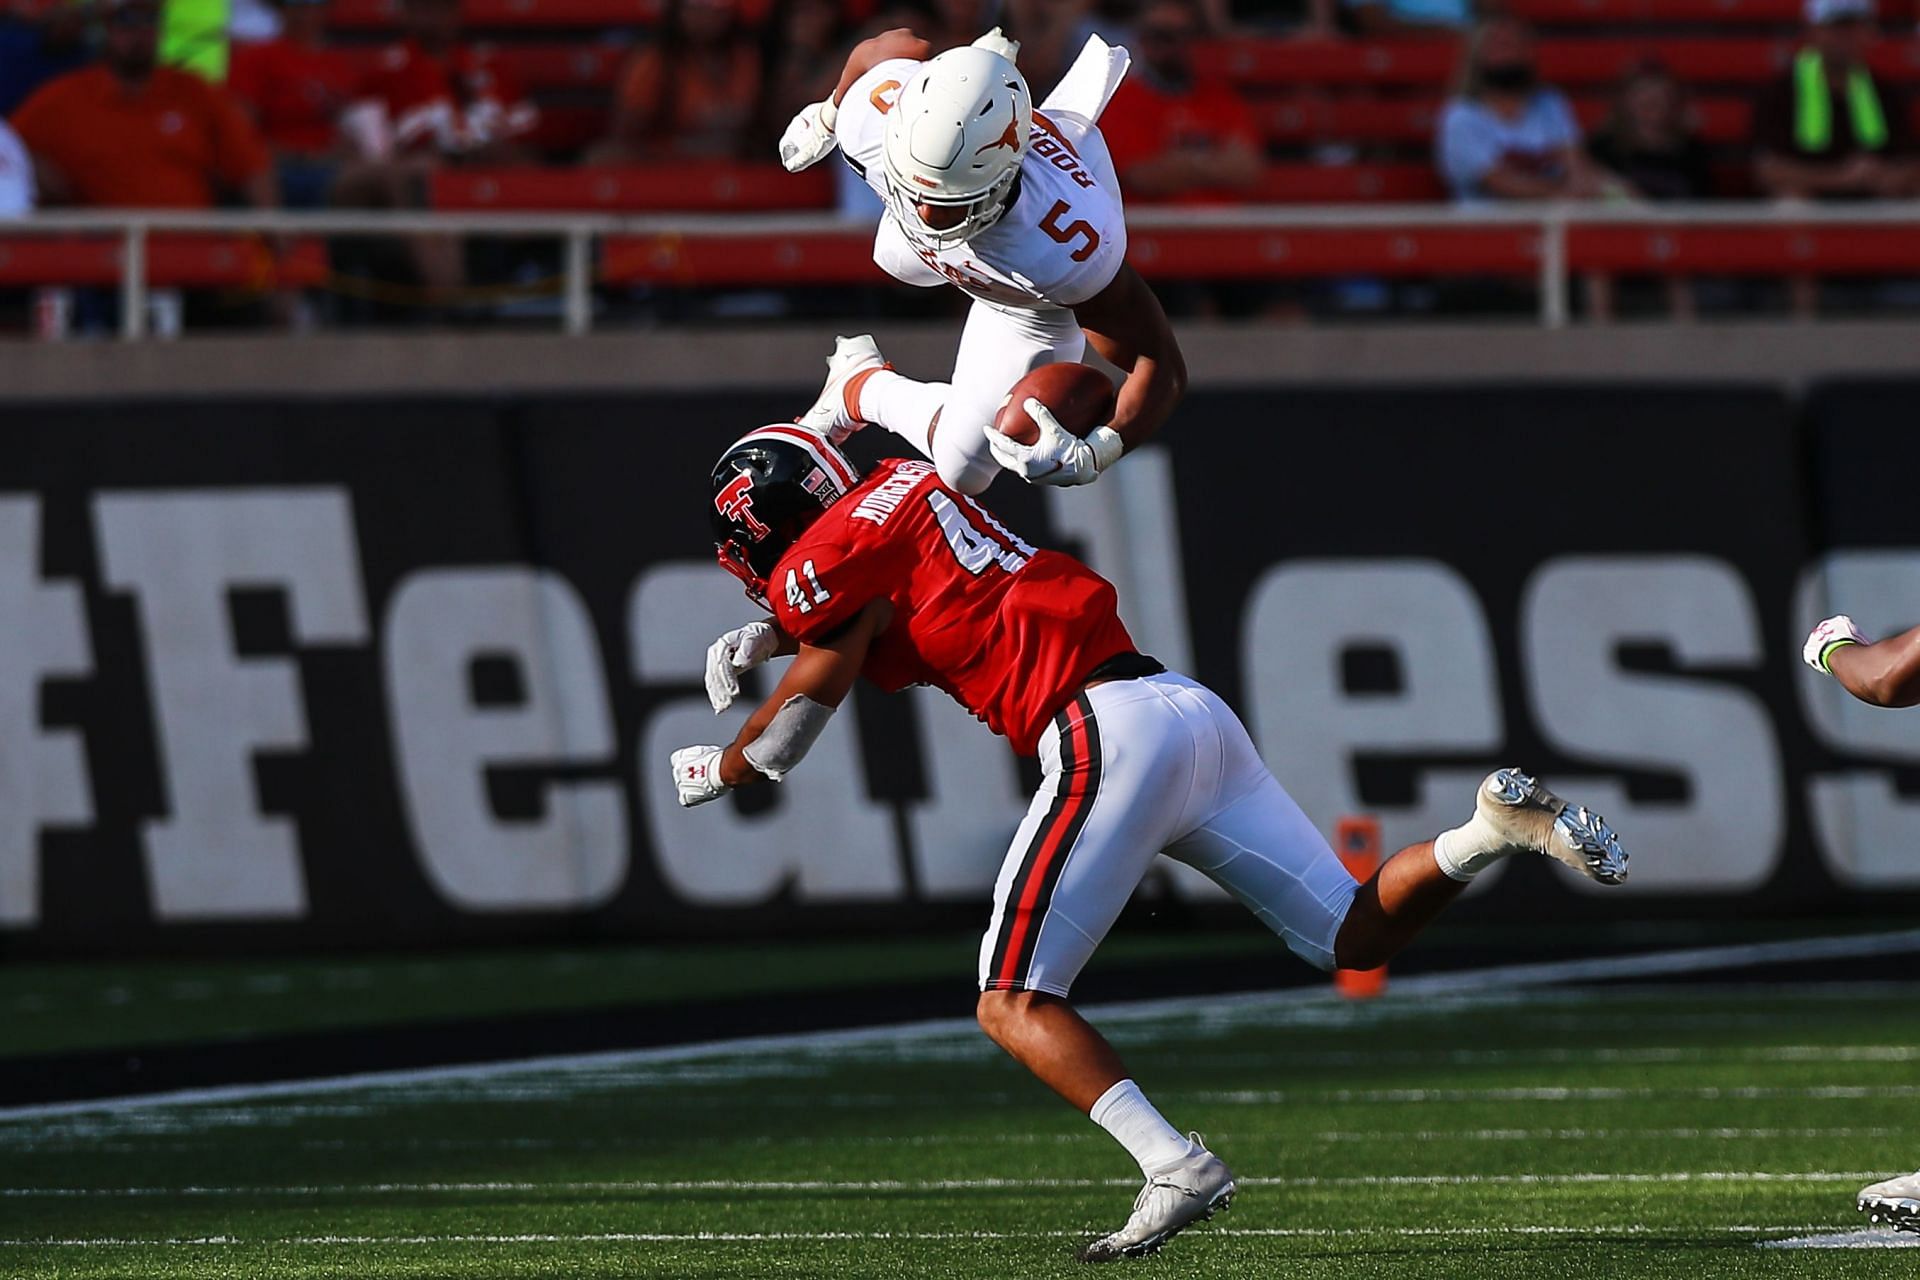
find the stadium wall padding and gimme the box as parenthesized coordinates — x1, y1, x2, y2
(4, 382, 1918, 956)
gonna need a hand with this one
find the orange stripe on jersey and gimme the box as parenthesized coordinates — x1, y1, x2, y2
(1031, 112, 1081, 160)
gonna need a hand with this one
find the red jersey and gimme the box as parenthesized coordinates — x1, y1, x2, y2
(358, 39, 536, 155)
(769, 457, 1136, 755)
(228, 38, 362, 155)
(1099, 75, 1262, 206)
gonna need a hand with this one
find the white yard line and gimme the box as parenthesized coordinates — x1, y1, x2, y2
(1191, 1085, 1920, 1104)
(4, 1126, 1900, 1154)
(0, 1224, 1858, 1247)
(4, 928, 1918, 1123)
(0, 1171, 1884, 1197)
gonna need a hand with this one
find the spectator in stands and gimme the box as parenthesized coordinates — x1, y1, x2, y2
(1344, 0, 1470, 36)
(1436, 15, 1627, 201)
(352, 0, 539, 163)
(1004, 0, 1095, 99)
(1755, 0, 1916, 200)
(921, 0, 1002, 51)
(0, 117, 32, 215)
(763, 0, 851, 129)
(228, 0, 363, 208)
(595, 0, 763, 161)
(11, 0, 275, 208)
(1102, 0, 1263, 202)
(1590, 60, 1712, 318)
(1588, 58, 1712, 200)
(332, 0, 538, 300)
(0, 0, 92, 117)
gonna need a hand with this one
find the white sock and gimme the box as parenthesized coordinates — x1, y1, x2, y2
(1088, 1079, 1193, 1177)
(857, 369, 949, 451)
(1432, 811, 1511, 882)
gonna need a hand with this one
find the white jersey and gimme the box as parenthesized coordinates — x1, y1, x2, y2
(837, 57, 1128, 311)
(0, 122, 35, 217)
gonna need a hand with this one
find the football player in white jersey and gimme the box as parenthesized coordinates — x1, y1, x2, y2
(1803, 612, 1920, 1233)
(777, 27, 1186, 494)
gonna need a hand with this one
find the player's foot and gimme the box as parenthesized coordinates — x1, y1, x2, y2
(1860, 1170, 1920, 1232)
(796, 334, 889, 444)
(1078, 1136, 1235, 1263)
(1475, 767, 1630, 885)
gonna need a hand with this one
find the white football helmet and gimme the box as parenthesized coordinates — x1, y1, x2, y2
(881, 44, 1032, 250)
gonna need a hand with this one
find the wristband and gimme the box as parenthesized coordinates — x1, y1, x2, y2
(818, 96, 838, 132)
(1819, 637, 1859, 674)
(1086, 426, 1125, 473)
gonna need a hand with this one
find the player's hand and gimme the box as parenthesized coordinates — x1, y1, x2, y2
(985, 399, 1114, 487)
(778, 98, 839, 173)
(671, 745, 730, 807)
(705, 620, 781, 713)
(1804, 614, 1868, 674)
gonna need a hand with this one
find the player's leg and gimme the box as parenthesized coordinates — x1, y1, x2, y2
(1162, 680, 1629, 975)
(800, 304, 1081, 494)
(929, 301, 1084, 495)
(974, 683, 1235, 1260)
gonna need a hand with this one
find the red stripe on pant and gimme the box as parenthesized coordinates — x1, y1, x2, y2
(992, 702, 1095, 990)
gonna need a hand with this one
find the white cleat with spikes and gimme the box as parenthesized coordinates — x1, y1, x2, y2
(1079, 1135, 1236, 1263)
(1860, 1170, 1920, 1232)
(1476, 767, 1630, 885)
(796, 334, 889, 444)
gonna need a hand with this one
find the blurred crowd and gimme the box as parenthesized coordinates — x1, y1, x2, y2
(1, 0, 1916, 318)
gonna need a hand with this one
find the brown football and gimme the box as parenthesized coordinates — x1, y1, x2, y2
(993, 363, 1117, 446)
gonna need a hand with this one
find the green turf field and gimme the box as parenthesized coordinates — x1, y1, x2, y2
(3, 974, 1918, 1278)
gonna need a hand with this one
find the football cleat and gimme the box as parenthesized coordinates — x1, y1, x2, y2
(1477, 767, 1630, 886)
(1860, 1170, 1920, 1232)
(796, 334, 889, 444)
(1079, 1136, 1236, 1263)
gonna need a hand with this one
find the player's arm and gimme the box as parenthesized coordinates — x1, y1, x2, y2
(779, 29, 932, 172)
(1806, 615, 1920, 708)
(672, 600, 892, 804)
(985, 264, 1186, 487)
(1074, 263, 1188, 456)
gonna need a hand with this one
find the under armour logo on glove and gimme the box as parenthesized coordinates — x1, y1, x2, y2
(1803, 614, 1868, 674)
(670, 745, 730, 807)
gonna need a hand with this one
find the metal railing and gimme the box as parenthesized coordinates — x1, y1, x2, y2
(11, 201, 1920, 338)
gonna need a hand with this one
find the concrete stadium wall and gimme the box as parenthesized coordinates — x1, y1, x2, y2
(4, 319, 1919, 401)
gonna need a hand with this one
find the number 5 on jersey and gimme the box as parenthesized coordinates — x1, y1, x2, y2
(786, 559, 830, 613)
(1040, 200, 1100, 263)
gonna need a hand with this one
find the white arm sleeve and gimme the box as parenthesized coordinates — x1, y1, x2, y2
(740, 694, 836, 782)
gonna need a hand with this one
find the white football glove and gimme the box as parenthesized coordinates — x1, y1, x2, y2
(704, 620, 781, 713)
(1804, 614, 1868, 674)
(984, 399, 1124, 487)
(670, 745, 730, 807)
(778, 97, 839, 173)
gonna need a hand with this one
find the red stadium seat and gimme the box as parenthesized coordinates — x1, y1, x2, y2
(0, 237, 328, 288)
(432, 164, 836, 211)
(1256, 95, 1750, 147)
(1202, 36, 1920, 88)
(1504, 0, 1803, 25)
(1252, 163, 1447, 202)
(330, 0, 662, 30)
(526, 103, 611, 153)
(1569, 224, 1920, 274)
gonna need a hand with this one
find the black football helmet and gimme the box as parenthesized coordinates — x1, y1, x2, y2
(710, 426, 863, 605)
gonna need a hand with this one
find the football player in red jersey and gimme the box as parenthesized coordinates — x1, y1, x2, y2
(674, 427, 1632, 1261)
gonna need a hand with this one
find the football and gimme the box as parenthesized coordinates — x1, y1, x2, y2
(992, 362, 1117, 446)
